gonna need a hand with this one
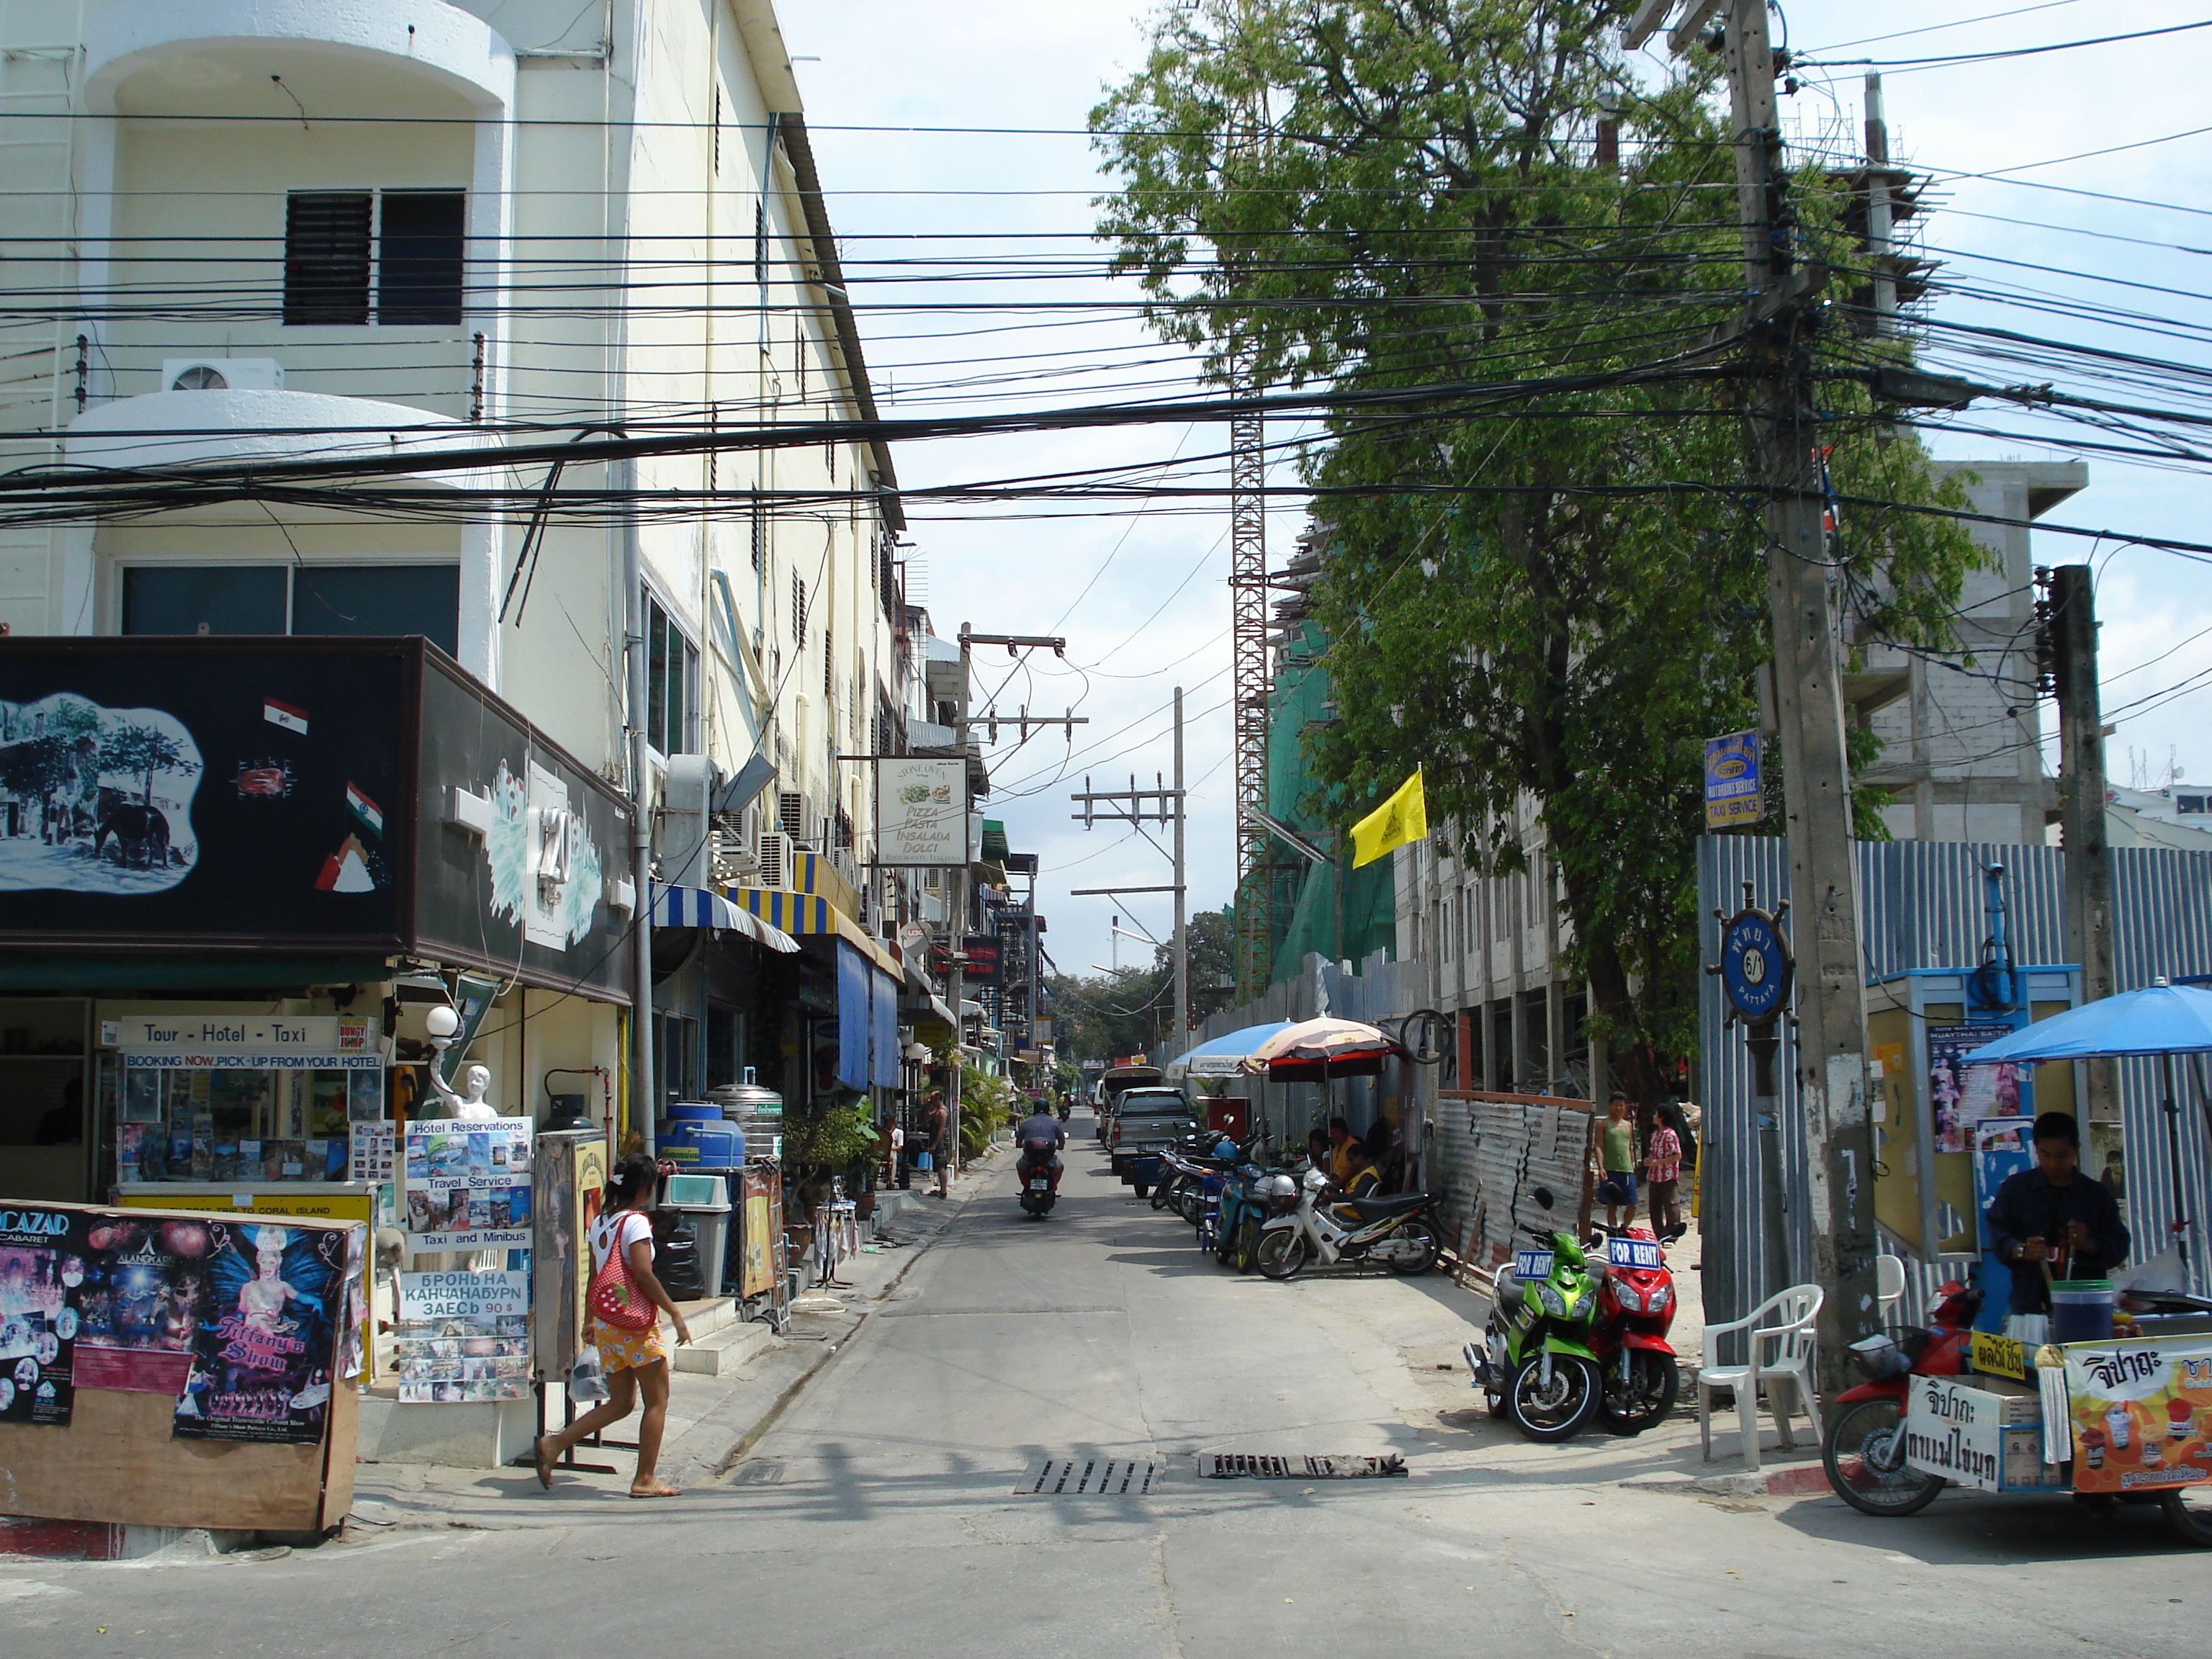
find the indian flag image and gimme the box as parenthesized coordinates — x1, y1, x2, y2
(346, 781, 383, 837)
(264, 697, 309, 736)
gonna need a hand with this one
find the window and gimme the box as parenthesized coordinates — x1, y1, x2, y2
(824, 626, 834, 698)
(644, 594, 698, 757)
(791, 572, 806, 644)
(377, 192, 464, 325)
(122, 563, 458, 654)
(753, 200, 768, 286)
(284, 193, 372, 325)
(284, 189, 464, 327)
(750, 499, 766, 572)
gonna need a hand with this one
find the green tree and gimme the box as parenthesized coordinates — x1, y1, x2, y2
(1094, 0, 1980, 1094)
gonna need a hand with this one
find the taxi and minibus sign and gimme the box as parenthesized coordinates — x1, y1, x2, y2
(1704, 730, 1762, 828)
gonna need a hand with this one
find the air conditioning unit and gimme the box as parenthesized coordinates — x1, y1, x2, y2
(755, 830, 796, 890)
(709, 824, 757, 885)
(161, 357, 283, 393)
(777, 790, 815, 848)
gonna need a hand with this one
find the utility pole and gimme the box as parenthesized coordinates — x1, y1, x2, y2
(1627, 0, 1879, 1385)
(1070, 690, 1190, 1048)
(2046, 564, 2118, 1122)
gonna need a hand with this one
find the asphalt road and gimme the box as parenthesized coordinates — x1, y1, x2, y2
(6, 1121, 2208, 1657)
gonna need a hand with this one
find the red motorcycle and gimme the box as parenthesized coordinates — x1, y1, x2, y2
(1589, 1226, 1681, 1434)
(1822, 1279, 1982, 1516)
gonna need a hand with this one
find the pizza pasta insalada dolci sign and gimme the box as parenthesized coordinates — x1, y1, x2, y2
(0, 1205, 82, 1426)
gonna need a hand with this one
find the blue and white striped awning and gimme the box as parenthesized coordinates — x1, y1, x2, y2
(650, 881, 799, 953)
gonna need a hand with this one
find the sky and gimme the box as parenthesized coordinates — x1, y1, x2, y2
(779, 0, 2212, 988)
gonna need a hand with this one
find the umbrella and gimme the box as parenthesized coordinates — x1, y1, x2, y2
(1165, 1021, 1294, 1080)
(1964, 979, 2212, 1270)
(1241, 1016, 1402, 1082)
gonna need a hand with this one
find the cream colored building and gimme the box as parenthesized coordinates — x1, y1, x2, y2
(0, 1, 913, 1183)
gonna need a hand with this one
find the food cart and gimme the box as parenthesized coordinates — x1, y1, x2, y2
(1892, 1326, 2211, 1545)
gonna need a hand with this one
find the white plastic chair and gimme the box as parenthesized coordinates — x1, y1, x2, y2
(1696, 1284, 1824, 1472)
(1876, 1254, 1907, 1325)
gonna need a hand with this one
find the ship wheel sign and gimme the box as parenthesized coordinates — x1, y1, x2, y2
(1707, 882, 1794, 1095)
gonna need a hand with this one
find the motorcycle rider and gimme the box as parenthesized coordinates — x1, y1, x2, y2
(1016, 1104, 1067, 1198)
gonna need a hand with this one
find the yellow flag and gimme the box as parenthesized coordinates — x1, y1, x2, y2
(1349, 769, 1426, 868)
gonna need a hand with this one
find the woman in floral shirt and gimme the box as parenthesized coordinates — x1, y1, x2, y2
(1642, 1103, 1686, 1239)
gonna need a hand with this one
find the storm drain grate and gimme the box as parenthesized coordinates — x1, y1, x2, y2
(727, 1459, 785, 1486)
(1015, 1457, 1160, 1496)
(1196, 1452, 1408, 1480)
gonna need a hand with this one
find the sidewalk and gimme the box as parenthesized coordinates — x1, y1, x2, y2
(348, 1142, 1013, 1530)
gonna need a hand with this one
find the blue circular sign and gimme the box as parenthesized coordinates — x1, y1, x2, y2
(1721, 910, 1791, 1025)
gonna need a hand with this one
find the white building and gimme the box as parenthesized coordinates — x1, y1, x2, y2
(0, 1, 919, 1198)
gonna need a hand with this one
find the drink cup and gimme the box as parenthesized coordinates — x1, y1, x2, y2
(2081, 1426, 2105, 1470)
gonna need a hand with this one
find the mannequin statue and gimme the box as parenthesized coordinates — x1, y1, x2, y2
(423, 1007, 500, 1121)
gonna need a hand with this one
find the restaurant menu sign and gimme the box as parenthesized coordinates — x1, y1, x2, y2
(403, 1117, 534, 1251)
(873, 757, 966, 867)
(2065, 1335, 2212, 1494)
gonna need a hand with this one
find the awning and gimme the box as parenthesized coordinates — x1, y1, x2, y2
(652, 881, 799, 953)
(727, 886, 900, 978)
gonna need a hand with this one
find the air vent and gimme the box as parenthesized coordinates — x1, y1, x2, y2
(161, 356, 283, 393)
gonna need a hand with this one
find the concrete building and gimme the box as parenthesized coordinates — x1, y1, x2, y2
(0, 1, 925, 1190)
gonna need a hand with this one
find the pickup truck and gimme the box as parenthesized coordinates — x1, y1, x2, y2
(1107, 1087, 1198, 1197)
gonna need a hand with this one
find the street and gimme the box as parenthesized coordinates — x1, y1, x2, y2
(4, 1125, 2206, 1659)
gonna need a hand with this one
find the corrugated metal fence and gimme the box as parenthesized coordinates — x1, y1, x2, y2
(1699, 837, 2212, 1344)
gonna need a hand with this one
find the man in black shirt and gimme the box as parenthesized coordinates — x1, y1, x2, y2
(1984, 1111, 2129, 1316)
(1016, 1107, 1066, 1195)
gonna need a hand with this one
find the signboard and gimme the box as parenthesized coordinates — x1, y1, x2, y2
(1927, 1025, 2020, 1154)
(873, 756, 968, 866)
(0, 640, 631, 1002)
(962, 935, 1003, 986)
(1704, 730, 1761, 828)
(2064, 1335, 2212, 1494)
(174, 1218, 354, 1444)
(402, 1116, 534, 1251)
(1607, 1236, 1663, 1269)
(0, 1202, 79, 1425)
(349, 1120, 396, 1184)
(396, 1270, 529, 1321)
(1971, 1328, 2030, 1382)
(1514, 1249, 1555, 1281)
(1904, 1374, 2008, 1491)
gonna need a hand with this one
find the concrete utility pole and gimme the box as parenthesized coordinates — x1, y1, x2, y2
(2048, 564, 2118, 1122)
(1069, 690, 1190, 1050)
(1627, 0, 1879, 1382)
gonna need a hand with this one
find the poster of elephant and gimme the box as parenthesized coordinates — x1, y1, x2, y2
(0, 692, 202, 894)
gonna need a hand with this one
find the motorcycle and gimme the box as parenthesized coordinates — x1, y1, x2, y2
(1254, 1166, 1442, 1280)
(1587, 1225, 1681, 1434)
(1465, 1193, 1606, 1442)
(1217, 1166, 1300, 1273)
(1820, 1278, 1980, 1516)
(1017, 1137, 1063, 1219)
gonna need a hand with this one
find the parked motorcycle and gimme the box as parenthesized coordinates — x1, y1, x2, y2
(1820, 1278, 1981, 1515)
(1465, 1194, 1606, 1442)
(1217, 1166, 1300, 1272)
(1587, 1225, 1681, 1434)
(1254, 1166, 1442, 1280)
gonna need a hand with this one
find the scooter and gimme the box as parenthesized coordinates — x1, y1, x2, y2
(1216, 1166, 1300, 1272)
(1464, 1191, 1606, 1442)
(1587, 1224, 1681, 1434)
(1820, 1278, 1980, 1515)
(1254, 1166, 1442, 1280)
(1017, 1142, 1063, 1218)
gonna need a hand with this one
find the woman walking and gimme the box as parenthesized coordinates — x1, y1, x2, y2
(534, 1152, 693, 1497)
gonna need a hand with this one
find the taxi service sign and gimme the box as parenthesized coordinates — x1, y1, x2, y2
(1704, 730, 1762, 828)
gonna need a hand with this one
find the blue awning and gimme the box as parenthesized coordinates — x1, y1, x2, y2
(651, 881, 799, 953)
(831, 940, 905, 1092)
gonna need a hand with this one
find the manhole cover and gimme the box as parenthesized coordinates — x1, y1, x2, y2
(728, 1460, 785, 1485)
(1015, 1457, 1159, 1496)
(1196, 1452, 1407, 1480)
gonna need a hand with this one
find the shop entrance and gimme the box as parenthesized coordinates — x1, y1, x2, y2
(0, 996, 92, 1202)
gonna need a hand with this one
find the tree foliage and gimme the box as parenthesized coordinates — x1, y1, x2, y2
(1094, 0, 1982, 1092)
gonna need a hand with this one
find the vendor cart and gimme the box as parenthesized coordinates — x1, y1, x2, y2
(1833, 1325, 2212, 1546)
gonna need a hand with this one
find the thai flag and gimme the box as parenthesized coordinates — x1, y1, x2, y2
(264, 698, 309, 736)
(346, 782, 383, 836)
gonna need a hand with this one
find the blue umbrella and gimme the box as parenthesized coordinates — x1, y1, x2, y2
(1166, 1021, 1294, 1078)
(1964, 979, 2212, 1270)
(1961, 981, 2212, 1063)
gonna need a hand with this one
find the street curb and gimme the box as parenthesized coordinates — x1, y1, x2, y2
(1618, 1462, 1831, 1500)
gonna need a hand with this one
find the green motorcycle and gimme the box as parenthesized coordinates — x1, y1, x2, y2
(1464, 1196, 1604, 1442)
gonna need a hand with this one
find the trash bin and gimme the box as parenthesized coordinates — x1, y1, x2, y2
(665, 1173, 732, 1297)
